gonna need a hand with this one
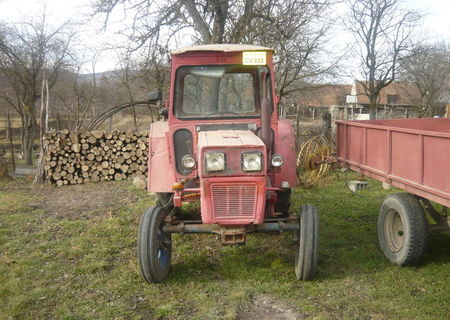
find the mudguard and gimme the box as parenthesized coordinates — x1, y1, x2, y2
(273, 119, 298, 188)
(147, 121, 176, 192)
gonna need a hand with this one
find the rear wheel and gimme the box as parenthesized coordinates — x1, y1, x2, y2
(138, 206, 172, 283)
(295, 204, 319, 280)
(378, 193, 427, 266)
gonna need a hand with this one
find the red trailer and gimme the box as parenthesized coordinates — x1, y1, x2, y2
(336, 118, 450, 265)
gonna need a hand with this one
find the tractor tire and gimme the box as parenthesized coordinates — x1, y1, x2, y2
(138, 206, 172, 283)
(378, 193, 427, 266)
(275, 189, 291, 217)
(295, 204, 319, 280)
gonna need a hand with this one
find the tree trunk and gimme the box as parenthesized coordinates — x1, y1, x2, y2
(35, 79, 48, 183)
(322, 112, 331, 135)
(369, 93, 378, 120)
(369, 107, 376, 120)
(56, 112, 61, 131)
(132, 106, 138, 131)
(22, 111, 36, 165)
(5, 116, 9, 140)
(20, 114, 25, 157)
(7, 111, 15, 173)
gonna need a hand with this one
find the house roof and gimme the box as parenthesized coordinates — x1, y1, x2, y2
(298, 81, 420, 108)
(172, 44, 273, 55)
(297, 85, 351, 107)
(353, 81, 418, 106)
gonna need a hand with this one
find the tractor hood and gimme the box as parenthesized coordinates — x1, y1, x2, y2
(197, 130, 266, 177)
(198, 129, 265, 149)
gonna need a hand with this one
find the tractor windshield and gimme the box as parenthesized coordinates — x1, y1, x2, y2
(174, 65, 271, 119)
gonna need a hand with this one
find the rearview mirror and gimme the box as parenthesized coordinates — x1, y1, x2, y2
(147, 90, 162, 104)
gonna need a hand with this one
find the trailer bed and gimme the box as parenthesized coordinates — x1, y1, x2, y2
(336, 118, 450, 207)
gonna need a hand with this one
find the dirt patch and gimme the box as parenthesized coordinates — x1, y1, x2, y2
(29, 181, 145, 219)
(238, 295, 305, 320)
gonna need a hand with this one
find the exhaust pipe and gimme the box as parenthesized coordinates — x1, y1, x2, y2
(260, 75, 273, 153)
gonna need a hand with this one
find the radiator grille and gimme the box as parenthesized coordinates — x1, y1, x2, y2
(211, 183, 257, 219)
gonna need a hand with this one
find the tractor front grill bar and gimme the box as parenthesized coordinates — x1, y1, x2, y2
(211, 183, 257, 219)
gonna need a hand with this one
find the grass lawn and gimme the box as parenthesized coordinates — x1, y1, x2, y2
(0, 173, 449, 319)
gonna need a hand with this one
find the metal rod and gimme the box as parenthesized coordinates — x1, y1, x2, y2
(181, 187, 283, 193)
(171, 217, 296, 224)
(428, 224, 450, 232)
(182, 188, 201, 192)
(163, 222, 299, 234)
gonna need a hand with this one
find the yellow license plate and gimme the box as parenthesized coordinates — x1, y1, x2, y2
(242, 51, 266, 65)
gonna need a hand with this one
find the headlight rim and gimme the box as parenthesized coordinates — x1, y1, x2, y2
(205, 151, 226, 172)
(181, 154, 196, 169)
(241, 151, 263, 172)
(271, 153, 284, 167)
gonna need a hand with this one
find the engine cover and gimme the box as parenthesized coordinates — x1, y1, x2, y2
(197, 130, 266, 177)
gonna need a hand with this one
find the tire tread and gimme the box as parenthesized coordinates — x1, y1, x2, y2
(138, 206, 171, 283)
(295, 204, 319, 280)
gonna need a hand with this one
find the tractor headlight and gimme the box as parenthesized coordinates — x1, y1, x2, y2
(242, 152, 262, 172)
(205, 152, 225, 172)
(181, 155, 196, 169)
(271, 154, 284, 167)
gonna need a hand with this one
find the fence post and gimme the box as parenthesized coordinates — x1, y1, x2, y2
(6, 111, 15, 174)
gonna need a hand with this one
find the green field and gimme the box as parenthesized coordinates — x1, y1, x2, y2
(0, 173, 449, 319)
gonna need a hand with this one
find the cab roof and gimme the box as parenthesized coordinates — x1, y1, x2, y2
(172, 44, 274, 55)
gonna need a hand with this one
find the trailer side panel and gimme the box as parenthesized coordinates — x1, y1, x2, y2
(336, 118, 450, 207)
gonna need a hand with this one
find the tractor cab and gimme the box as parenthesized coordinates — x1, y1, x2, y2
(139, 44, 318, 283)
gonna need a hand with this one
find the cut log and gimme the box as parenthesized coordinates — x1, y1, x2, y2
(43, 130, 150, 185)
(92, 130, 104, 139)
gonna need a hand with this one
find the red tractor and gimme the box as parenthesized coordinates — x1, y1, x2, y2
(138, 44, 319, 283)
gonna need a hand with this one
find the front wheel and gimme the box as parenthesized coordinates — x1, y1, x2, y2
(295, 204, 319, 280)
(138, 206, 172, 283)
(378, 193, 427, 266)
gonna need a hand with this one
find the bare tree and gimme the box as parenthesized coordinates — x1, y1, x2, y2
(228, 1, 341, 97)
(94, 0, 339, 98)
(345, 0, 421, 119)
(398, 42, 450, 117)
(53, 53, 99, 132)
(112, 50, 140, 130)
(134, 45, 171, 96)
(0, 13, 74, 164)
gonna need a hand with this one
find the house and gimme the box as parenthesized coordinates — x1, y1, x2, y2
(292, 84, 350, 118)
(295, 81, 419, 120)
(344, 81, 418, 119)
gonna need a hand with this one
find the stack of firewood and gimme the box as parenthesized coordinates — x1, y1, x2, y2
(43, 129, 148, 186)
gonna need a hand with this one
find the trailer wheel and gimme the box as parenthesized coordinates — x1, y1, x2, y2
(138, 206, 172, 283)
(378, 193, 427, 266)
(295, 204, 319, 280)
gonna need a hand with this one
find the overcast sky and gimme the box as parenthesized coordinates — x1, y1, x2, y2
(1, 0, 449, 72)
